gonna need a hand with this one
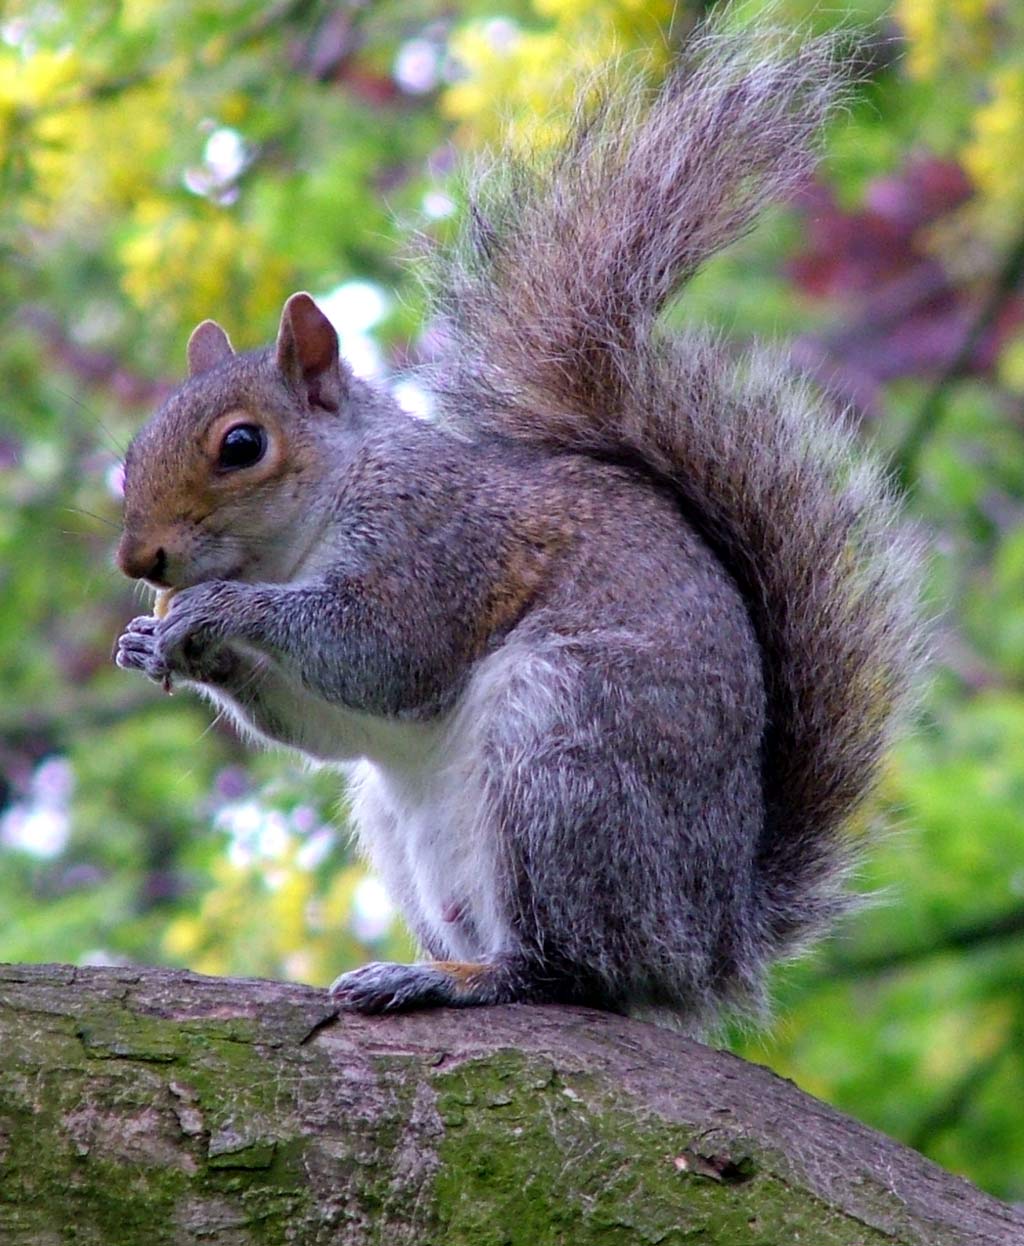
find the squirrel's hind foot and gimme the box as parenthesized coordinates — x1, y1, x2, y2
(329, 955, 620, 1014)
(329, 959, 505, 1014)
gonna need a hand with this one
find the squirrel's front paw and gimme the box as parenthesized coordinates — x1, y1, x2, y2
(115, 615, 175, 687)
(115, 582, 236, 688)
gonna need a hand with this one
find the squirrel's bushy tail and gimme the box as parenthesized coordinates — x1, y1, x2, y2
(428, 24, 924, 951)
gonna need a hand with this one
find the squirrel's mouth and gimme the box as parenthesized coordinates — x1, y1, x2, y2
(152, 561, 249, 616)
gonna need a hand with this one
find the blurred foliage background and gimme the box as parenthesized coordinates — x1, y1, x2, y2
(1, 0, 1022, 1202)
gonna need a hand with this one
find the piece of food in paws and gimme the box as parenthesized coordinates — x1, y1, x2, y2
(154, 588, 178, 619)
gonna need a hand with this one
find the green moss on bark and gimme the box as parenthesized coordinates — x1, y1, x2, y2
(0, 996, 317, 1245)
(429, 1050, 895, 1246)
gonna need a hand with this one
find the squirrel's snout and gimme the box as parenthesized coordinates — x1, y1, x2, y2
(117, 536, 169, 586)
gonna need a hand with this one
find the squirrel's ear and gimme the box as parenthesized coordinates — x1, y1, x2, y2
(275, 292, 344, 413)
(187, 320, 235, 377)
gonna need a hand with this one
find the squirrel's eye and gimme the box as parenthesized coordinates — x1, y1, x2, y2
(217, 424, 266, 471)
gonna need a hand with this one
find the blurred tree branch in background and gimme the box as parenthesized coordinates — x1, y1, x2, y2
(895, 226, 1024, 489)
(825, 906, 1024, 979)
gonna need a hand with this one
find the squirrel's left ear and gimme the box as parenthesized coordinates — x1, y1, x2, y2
(187, 320, 235, 376)
(276, 292, 345, 413)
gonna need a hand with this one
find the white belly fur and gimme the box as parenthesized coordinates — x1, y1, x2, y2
(345, 638, 566, 962)
(346, 716, 507, 961)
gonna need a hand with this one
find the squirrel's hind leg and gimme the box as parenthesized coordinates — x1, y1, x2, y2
(330, 959, 500, 1014)
(329, 955, 613, 1015)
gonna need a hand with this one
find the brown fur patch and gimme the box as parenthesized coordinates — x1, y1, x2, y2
(477, 514, 573, 645)
(429, 960, 492, 989)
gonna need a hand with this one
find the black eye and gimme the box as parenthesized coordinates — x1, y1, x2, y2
(217, 424, 266, 471)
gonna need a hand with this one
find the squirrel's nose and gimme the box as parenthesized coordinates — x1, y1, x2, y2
(117, 537, 169, 585)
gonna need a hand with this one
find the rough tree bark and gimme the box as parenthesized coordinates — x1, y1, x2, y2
(0, 963, 1020, 1245)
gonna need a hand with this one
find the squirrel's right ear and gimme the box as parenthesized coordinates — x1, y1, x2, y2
(276, 292, 345, 414)
(187, 320, 235, 377)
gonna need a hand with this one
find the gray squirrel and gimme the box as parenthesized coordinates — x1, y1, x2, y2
(114, 26, 922, 1029)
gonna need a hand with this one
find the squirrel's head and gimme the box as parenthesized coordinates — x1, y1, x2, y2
(117, 292, 352, 593)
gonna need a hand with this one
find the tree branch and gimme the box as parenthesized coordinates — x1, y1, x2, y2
(0, 963, 1020, 1244)
(824, 905, 1024, 980)
(894, 228, 1024, 491)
